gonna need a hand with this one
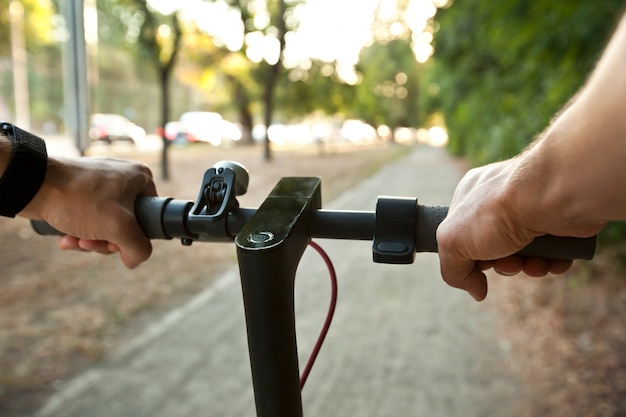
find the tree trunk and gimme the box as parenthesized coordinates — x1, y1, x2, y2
(261, 0, 287, 162)
(159, 68, 171, 181)
(262, 84, 275, 161)
(232, 76, 254, 145)
(239, 107, 254, 145)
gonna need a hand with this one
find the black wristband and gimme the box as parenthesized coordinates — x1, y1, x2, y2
(0, 122, 48, 218)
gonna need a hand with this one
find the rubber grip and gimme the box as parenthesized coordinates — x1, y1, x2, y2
(135, 196, 173, 239)
(30, 220, 63, 236)
(516, 235, 596, 260)
(415, 205, 448, 253)
(416, 205, 596, 260)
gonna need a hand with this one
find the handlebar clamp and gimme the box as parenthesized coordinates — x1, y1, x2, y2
(190, 167, 239, 220)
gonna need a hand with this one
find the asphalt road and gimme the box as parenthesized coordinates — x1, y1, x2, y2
(34, 145, 522, 417)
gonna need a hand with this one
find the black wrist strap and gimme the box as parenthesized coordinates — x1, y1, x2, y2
(0, 122, 48, 218)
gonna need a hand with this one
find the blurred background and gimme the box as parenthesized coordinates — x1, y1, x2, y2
(0, 0, 451, 171)
(1, 0, 626, 416)
(1, 0, 623, 165)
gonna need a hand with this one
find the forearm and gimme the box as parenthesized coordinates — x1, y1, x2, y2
(508, 14, 626, 234)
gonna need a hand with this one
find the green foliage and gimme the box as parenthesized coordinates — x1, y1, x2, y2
(430, 0, 624, 165)
(96, 0, 141, 50)
(0, 0, 56, 57)
(0, 0, 62, 129)
(188, 0, 303, 143)
(276, 61, 356, 118)
(275, 37, 423, 131)
(353, 38, 421, 129)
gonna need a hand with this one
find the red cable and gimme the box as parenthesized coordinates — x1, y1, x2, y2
(299, 240, 338, 390)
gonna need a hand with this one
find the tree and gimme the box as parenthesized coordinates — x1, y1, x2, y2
(0, 0, 55, 57)
(99, 0, 183, 180)
(205, 0, 302, 160)
(258, 0, 286, 160)
(131, 0, 182, 180)
(0, 0, 58, 128)
(212, 0, 259, 146)
(222, 55, 256, 144)
(353, 38, 421, 139)
(275, 60, 356, 118)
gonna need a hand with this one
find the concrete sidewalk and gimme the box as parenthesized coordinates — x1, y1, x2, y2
(34, 146, 521, 417)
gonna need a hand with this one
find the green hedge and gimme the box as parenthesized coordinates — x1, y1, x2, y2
(431, 0, 624, 164)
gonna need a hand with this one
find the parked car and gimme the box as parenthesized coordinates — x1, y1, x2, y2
(163, 121, 181, 141)
(340, 119, 377, 144)
(175, 111, 223, 146)
(220, 120, 243, 143)
(89, 113, 146, 144)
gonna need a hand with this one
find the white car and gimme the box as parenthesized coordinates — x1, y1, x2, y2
(176, 112, 223, 146)
(89, 113, 146, 144)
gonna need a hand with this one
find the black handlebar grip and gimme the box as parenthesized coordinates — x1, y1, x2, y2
(415, 205, 596, 260)
(135, 196, 173, 239)
(415, 205, 448, 253)
(516, 234, 596, 260)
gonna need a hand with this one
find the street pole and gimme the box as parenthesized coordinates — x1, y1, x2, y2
(9, 1, 31, 131)
(61, 0, 90, 155)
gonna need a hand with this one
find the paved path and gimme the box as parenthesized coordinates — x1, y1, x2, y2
(34, 146, 521, 417)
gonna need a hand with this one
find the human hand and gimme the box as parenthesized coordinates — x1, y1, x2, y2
(435, 10, 626, 301)
(436, 159, 573, 301)
(20, 157, 157, 268)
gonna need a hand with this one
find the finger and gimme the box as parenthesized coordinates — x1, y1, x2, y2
(119, 239, 152, 269)
(141, 179, 158, 197)
(440, 258, 488, 301)
(477, 260, 495, 271)
(444, 267, 487, 301)
(548, 259, 573, 275)
(521, 257, 550, 277)
(78, 239, 116, 255)
(522, 258, 573, 276)
(131, 163, 157, 199)
(107, 242, 121, 254)
(492, 256, 524, 276)
(458, 267, 489, 302)
(109, 213, 152, 269)
(436, 219, 488, 301)
(58, 235, 80, 250)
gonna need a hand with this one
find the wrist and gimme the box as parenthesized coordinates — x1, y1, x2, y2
(508, 119, 607, 238)
(19, 156, 70, 220)
(0, 123, 48, 218)
(507, 139, 564, 232)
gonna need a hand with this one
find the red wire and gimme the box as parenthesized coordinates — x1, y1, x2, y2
(299, 240, 338, 390)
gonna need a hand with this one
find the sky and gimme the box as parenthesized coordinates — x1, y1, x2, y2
(285, 0, 381, 63)
(148, 0, 440, 80)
